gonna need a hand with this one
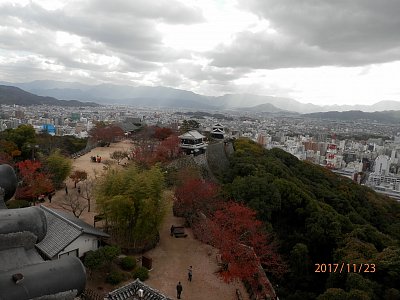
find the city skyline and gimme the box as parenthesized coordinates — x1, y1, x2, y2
(1, 0, 400, 106)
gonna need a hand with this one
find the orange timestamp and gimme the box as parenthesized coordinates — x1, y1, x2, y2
(315, 263, 376, 273)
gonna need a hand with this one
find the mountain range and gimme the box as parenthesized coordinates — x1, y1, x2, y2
(0, 85, 98, 107)
(1, 80, 400, 113)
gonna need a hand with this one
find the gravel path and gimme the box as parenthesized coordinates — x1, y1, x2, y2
(145, 202, 249, 300)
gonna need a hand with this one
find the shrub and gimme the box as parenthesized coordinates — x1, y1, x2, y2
(100, 245, 121, 263)
(6, 199, 30, 209)
(84, 250, 104, 271)
(120, 256, 136, 271)
(132, 266, 149, 281)
(84, 245, 120, 271)
(106, 271, 125, 285)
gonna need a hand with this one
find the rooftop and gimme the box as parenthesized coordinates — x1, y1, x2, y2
(106, 279, 172, 300)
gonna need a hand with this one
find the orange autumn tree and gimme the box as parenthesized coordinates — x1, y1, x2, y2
(202, 202, 286, 293)
(15, 160, 54, 203)
(152, 126, 174, 140)
(69, 170, 88, 188)
(90, 123, 125, 144)
(173, 178, 220, 222)
(132, 134, 180, 167)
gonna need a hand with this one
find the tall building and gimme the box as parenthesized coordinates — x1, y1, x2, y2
(374, 155, 390, 175)
(14, 110, 24, 119)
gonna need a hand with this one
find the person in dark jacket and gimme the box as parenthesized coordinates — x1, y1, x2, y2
(176, 281, 183, 299)
(188, 266, 192, 282)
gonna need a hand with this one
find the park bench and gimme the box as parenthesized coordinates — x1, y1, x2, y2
(172, 226, 187, 238)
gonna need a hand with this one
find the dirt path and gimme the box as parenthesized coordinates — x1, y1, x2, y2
(42, 141, 249, 299)
(145, 202, 249, 300)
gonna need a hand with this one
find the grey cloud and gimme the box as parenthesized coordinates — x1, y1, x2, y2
(0, 3, 161, 53)
(83, 0, 205, 24)
(171, 62, 249, 83)
(0, 56, 66, 82)
(210, 31, 400, 69)
(0, 2, 189, 64)
(210, 0, 400, 69)
(243, 0, 400, 52)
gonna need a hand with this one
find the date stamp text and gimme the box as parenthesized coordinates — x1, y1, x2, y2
(315, 263, 376, 273)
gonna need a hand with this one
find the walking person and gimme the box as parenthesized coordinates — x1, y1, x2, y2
(65, 185, 68, 195)
(170, 225, 175, 236)
(48, 193, 52, 203)
(188, 266, 192, 282)
(176, 282, 183, 299)
(77, 186, 81, 194)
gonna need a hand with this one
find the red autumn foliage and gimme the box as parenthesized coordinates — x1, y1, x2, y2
(15, 160, 54, 202)
(131, 134, 181, 166)
(90, 124, 125, 143)
(174, 178, 220, 219)
(153, 135, 181, 161)
(131, 140, 156, 166)
(153, 127, 174, 140)
(199, 202, 286, 290)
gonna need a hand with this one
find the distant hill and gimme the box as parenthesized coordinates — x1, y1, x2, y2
(175, 111, 234, 120)
(0, 81, 213, 109)
(302, 110, 400, 123)
(237, 102, 286, 113)
(0, 85, 99, 106)
(2, 80, 400, 113)
(215, 93, 319, 113)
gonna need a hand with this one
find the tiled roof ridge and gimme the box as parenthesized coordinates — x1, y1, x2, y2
(107, 278, 172, 300)
(39, 205, 83, 232)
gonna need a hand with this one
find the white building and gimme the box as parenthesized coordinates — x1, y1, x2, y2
(367, 155, 400, 192)
(178, 130, 208, 155)
(374, 155, 390, 175)
(36, 206, 109, 260)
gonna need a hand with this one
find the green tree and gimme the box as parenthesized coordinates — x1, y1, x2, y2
(317, 288, 348, 300)
(132, 266, 149, 281)
(290, 243, 311, 276)
(179, 119, 200, 133)
(101, 245, 121, 264)
(0, 125, 36, 160)
(44, 150, 72, 188)
(95, 164, 168, 248)
(4, 125, 36, 149)
(84, 250, 104, 274)
(227, 176, 281, 221)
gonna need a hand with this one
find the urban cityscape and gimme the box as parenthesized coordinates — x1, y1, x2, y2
(1, 0, 400, 299)
(2, 102, 400, 201)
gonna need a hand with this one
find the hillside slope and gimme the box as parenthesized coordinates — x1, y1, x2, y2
(0, 85, 98, 106)
(222, 139, 400, 299)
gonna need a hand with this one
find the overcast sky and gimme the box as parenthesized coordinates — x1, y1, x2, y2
(1, 0, 400, 105)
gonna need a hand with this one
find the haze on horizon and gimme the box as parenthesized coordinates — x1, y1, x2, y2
(1, 0, 400, 106)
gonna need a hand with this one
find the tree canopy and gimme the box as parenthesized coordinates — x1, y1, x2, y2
(223, 138, 400, 299)
(95, 164, 168, 249)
